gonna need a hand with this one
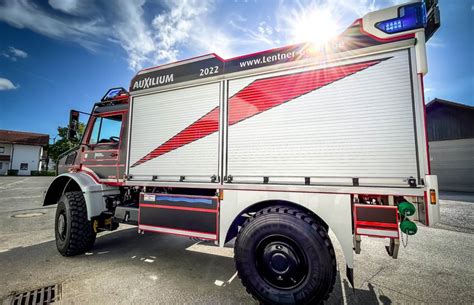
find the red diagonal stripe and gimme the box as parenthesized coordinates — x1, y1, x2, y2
(132, 59, 382, 167)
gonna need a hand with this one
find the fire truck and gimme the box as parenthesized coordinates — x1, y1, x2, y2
(44, 1, 440, 304)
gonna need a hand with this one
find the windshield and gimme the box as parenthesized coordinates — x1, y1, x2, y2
(89, 115, 122, 144)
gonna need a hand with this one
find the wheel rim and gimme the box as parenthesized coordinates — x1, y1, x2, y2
(255, 234, 308, 290)
(57, 212, 67, 241)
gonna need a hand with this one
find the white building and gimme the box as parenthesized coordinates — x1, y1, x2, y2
(0, 130, 49, 176)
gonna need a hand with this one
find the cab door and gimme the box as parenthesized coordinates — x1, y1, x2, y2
(81, 111, 126, 184)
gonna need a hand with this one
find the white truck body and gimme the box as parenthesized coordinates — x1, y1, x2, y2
(128, 49, 427, 188)
(124, 37, 439, 273)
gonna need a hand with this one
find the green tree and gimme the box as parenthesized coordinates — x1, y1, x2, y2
(48, 123, 85, 163)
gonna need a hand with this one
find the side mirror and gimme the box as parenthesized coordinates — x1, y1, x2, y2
(68, 110, 80, 141)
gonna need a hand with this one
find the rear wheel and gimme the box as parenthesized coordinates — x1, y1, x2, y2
(234, 206, 336, 305)
(55, 191, 96, 256)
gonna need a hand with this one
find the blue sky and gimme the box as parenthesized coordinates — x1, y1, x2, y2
(0, 0, 472, 140)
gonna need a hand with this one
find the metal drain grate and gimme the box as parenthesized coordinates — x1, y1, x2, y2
(10, 284, 60, 305)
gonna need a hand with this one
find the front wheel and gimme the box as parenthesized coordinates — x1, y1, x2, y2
(55, 191, 96, 256)
(234, 206, 336, 305)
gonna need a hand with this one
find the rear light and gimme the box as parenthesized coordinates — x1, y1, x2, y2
(430, 189, 437, 205)
(375, 2, 427, 34)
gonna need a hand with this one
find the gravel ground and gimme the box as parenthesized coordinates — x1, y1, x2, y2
(0, 176, 472, 304)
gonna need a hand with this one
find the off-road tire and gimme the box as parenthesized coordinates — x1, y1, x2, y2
(234, 206, 336, 305)
(55, 191, 96, 256)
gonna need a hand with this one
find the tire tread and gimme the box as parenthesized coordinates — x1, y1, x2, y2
(60, 191, 95, 256)
(235, 205, 336, 304)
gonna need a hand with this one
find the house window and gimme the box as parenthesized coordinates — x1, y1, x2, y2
(0, 147, 4, 153)
(0, 162, 3, 170)
(20, 163, 28, 170)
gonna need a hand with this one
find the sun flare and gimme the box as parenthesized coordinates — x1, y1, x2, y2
(290, 8, 340, 46)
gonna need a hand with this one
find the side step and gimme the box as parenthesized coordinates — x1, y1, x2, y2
(114, 206, 139, 225)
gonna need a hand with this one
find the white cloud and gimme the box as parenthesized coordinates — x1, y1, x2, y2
(229, 13, 247, 23)
(113, 0, 235, 68)
(1, 52, 13, 61)
(48, 0, 82, 15)
(0, 0, 155, 69)
(1, 46, 28, 61)
(150, 0, 236, 60)
(427, 37, 445, 48)
(112, 0, 156, 71)
(225, 0, 391, 50)
(0, 0, 227, 70)
(340, 0, 380, 16)
(107, 0, 232, 69)
(151, 1, 209, 63)
(0, 78, 18, 90)
(228, 18, 280, 48)
(194, 25, 236, 58)
(0, 0, 406, 72)
(0, 0, 106, 51)
(258, 21, 273, 36)
(9, 46, 28, 59)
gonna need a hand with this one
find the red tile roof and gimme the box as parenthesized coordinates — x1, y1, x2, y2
(0, 130, 49, 146)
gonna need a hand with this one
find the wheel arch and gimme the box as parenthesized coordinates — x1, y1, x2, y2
(219, 191, 354, 270)
(43, 175, 81, 206)
(43, 172, 120, 219)
(223, 199, 329, 245)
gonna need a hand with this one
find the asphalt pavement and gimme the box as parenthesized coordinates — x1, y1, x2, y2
(0, 176, 473, 304)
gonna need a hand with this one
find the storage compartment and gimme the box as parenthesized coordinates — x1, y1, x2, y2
(225, 50, 420, 186)
(128, 82, 221, 182)
(138, 193, 219, 240)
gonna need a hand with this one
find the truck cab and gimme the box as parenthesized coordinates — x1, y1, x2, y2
(57, 88, 129, 186)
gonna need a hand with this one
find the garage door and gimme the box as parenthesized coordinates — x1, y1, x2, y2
(430, 138, 474, 192)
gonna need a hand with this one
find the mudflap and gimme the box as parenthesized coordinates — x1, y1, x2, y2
(346, 265, 354, 288)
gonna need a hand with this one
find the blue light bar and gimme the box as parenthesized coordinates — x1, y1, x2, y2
(376, 2, 427, 34)
(105, 88, 122, 99)
(100, 87, 129, 102)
